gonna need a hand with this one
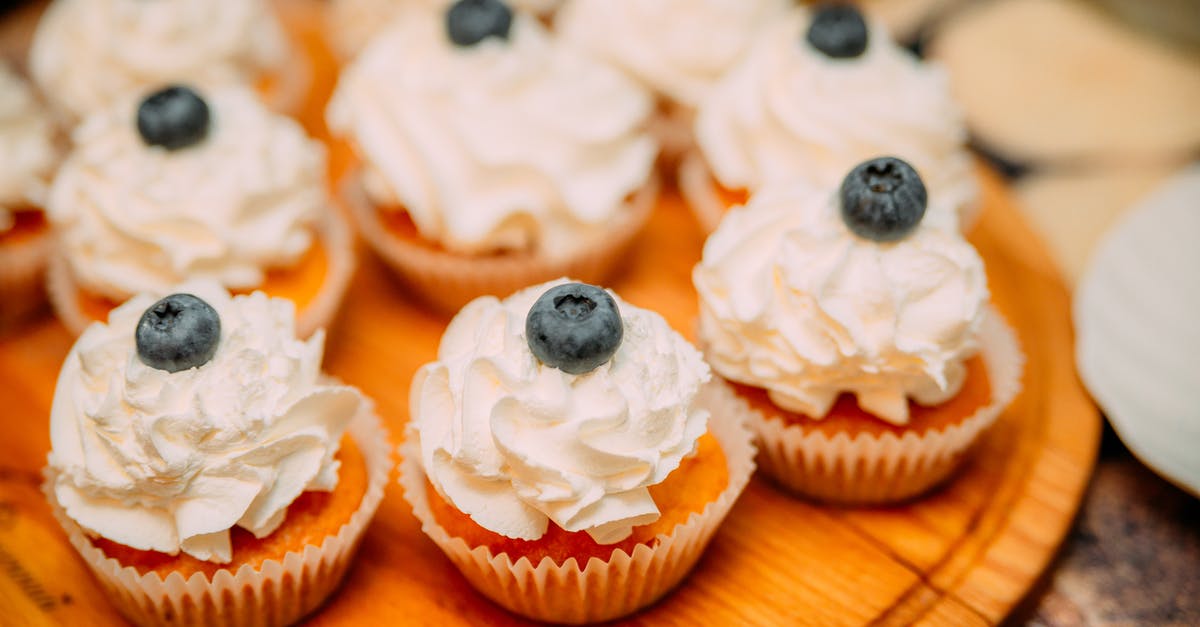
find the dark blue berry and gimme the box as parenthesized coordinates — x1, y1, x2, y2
(525, 283, 623, 375)
(446, 0, 513, 47)
(806, 3, 869, 59)
(446, 0, 511, 46)
(840, 156, 927, 242)
(136, 294, 221, 373)
(136, 85, 210, 151)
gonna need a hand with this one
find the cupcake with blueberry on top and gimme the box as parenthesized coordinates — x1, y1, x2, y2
(326, 0, 660, 312)
(45, 84, 354, 338)
(326, 0, 566, 62)
(43, 280, 391, 626)
(400, 279, 755, 623)
(0, 61, 60, 328)
(29, 0, 308, 121)
(556, 0, 788, 160)
(693, 157, 1022, 503)
(682, 2, 979, 233)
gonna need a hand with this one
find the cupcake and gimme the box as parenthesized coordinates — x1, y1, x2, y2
(556, 0, 788, 159)
(327, 0, 659, 312)
(693, 157, 1021, 503)
(400, 279, 755, 623)
(326, 0, 565, 61)
(43, 280, 392, 626)
(29, 0, 307, 120)
(0, 62, 59, 328)
(46, 84, 354, 338)
(683, 3, 978, 233)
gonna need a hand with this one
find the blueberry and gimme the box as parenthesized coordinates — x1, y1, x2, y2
(525, 283, 623, 375)
(446, 0, 513, 47)
(136, 85, 210, 151)
(806, 3, 869, 59)
(839, 156, 927, 242)
(135, 294, 221, 373)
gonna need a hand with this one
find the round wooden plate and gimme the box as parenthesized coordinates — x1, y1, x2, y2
(0, 3, 1099, 625)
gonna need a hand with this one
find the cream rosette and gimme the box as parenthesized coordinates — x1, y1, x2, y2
(686, 9, 978, 232)
(694, 183, 987, 426)
(327, 0, 566, 61)
(327, 10, 657, 260)
(46, 85, 354, 338)
(30, 0, 297, 119)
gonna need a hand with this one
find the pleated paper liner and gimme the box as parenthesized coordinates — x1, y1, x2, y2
(398, 384, 757, 624)
(43, 403, 393, 627)
(0, 213, 51, 329)
(730, 308, 1024, 504)
(677, 151, 731, 235)
(46, 208, 355, 339)
(338, 168, 659, 313)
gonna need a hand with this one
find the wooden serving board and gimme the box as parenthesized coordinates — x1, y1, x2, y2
(0, 2, 1099, 624)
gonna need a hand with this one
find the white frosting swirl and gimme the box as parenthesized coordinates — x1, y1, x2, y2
(30, 0, 289, 119)
(556, 0, 788, 108)
(695, 11, 977, 220)
(48, 281, 362, 563)
(47, 86, 327, 302)
(693, 184, 988, 425)
(411, 279, 711, 543)
(328, 0, 564, 60)
(0, 63, 58, 231)
(327, 12, 657, 260)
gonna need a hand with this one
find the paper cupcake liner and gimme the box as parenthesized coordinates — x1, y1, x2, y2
(729, 308, 1024, 504)
(0, 217, 51, 329)
(43, 403, 393, 627)
(677, 151, 728, 235)
(47, 209, 355, 338)
(260, 1, 317, 118)
(398, 385, 756, 624)
(340, 170, 659, 313)
(296, 208, 356, 339)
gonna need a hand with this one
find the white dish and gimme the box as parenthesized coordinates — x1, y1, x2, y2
(1074, 164, 1200, 496)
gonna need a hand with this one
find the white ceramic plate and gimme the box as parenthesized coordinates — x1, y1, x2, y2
(1074, 164, 1200, 496)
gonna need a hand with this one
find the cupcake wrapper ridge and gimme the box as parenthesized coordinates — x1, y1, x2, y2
(677, 151, 727, 235)
(397, 382, 756, 624)
(43, 402, 393, 627)
(732, 307, 1024, 504)
(340, 169, 658, 313)
(0, 219, 51, 329)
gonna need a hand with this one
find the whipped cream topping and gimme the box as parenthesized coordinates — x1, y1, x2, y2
(693, 184, 988, 425)
(48, 281, 363, 563)
(0, 63, 58, 231)
(411, 279, 711, 543)
(695, 11, 977, 219)
(329, 0, 564, 60)
(327, 11, 657, 260)
(47, 86, 326, 302)
(556, 0, 787, 108)
(30, 0, 289, 118)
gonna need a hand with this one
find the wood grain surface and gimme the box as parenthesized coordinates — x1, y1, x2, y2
(0, 2, 1100, 625)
